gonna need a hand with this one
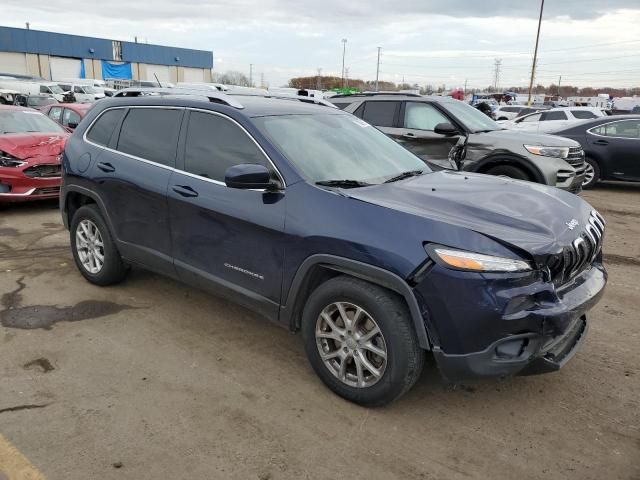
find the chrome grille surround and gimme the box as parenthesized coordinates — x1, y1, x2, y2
(549, 210, 605, 286)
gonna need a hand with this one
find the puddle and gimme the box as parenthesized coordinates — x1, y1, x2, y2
(0, 228, 19, 237)
(0, 301, 133, 330)
(1, 277, 26, 310)
(23, 358, 55, 373)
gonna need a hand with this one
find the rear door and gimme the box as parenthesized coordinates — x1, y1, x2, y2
(394, 101, 460, 170)
(86, 106, 183, 276)
(167, 109, 286, 316)
(588, 119, 640, 180)
(538, 110, 569, 132)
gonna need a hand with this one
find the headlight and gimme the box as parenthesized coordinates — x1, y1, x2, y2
(524, 145, 570, 159)
(0, 152, 26, 168)
(429, 246, 532, 273)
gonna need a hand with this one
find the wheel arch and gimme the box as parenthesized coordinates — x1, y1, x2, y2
(471, 153, 546, 184)
(63, 186, 116, 239)
(280, 254, 433, 350)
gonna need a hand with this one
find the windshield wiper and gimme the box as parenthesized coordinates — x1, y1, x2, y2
(315, 179, 372, 188)
(383, 170, 425, 183)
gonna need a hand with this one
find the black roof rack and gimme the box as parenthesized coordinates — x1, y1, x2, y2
(329, 92, 422, 99)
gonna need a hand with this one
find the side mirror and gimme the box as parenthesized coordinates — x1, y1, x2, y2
(434, 123, 459, 136)
(225, 164, 275, 190)
(67, 122, 78, 129)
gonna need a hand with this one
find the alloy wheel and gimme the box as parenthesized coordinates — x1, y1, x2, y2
(583, 163, 595, 186)
(76, 219, 105, 274)
(315, 302, 387, 388)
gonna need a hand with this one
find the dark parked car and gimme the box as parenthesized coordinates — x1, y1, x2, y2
(61, 91, 607, 406)
(13, 94, 59, 109)
(39, 103, 93, 130)
(329, 94, 585, 193)
(552, 115, 640, 188)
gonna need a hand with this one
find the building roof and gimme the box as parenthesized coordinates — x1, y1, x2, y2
(0, 26, 213, 69)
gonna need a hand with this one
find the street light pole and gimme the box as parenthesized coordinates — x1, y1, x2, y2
(341, 38, 347, 89)
(527, 0, 544, 106)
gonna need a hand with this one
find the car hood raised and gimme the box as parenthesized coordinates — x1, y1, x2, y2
(346, 170, 594, 259)
(0, 133, 68, 160)
(479, 128, 579, 146)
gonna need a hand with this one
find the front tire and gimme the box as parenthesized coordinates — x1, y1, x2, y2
(582, 157, 600, 189)
(301, 276, 424, 407)
(70, 204, 128, 286)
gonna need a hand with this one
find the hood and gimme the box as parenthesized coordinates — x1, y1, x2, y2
(480, 128, 579, 146)
(346, 171, 594, 261)
(0, 133, 68, 160)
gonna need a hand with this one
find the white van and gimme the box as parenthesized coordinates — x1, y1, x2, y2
(0, 78, 65, 102)
(56, 83, 105, 103)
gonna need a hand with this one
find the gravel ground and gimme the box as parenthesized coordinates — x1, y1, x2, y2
(0, 183, 638, 480)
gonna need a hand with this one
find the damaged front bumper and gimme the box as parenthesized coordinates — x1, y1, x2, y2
(414, 261, 606, 382)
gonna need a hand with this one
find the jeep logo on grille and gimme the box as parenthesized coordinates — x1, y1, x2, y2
(566, 218, 579, 230)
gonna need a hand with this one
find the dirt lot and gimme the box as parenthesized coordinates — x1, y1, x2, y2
(1, 184, 639, 480)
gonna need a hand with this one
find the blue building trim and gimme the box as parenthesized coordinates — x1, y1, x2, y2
(0, 26, 213, 69)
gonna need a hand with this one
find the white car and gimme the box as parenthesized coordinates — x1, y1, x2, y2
(492, 105, 527, 121)
(56, 83, 105, 103)
(500, 107, 605, 133)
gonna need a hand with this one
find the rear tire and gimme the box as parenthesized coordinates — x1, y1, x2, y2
(70, 204, 129, 286)
(301, 276, 424, 407)
(485, 164, 531, 181)
(582, 157, 600, 189)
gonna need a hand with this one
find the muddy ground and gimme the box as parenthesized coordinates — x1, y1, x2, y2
(0, 183, 638, 480)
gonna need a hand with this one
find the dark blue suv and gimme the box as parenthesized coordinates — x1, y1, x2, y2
(61, 90, 607, 406)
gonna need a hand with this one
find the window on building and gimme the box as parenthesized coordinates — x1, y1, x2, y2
(112, 40, 123, 61)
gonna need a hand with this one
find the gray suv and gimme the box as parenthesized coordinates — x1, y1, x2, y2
(330, 94, 586, 193)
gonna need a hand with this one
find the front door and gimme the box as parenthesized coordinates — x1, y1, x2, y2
(392, 101, 460, 170)
(168, 110, 286, 317)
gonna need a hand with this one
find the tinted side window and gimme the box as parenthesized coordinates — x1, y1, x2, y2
(571, 110, 597, 120)
(63, 109, 81, 127)
(184, 111, 270, 182)
(353, 103, 365, 118)
(542, 111, 567, 121)
(362, 101, 398, 127)
(86, 108, 126, 146)
(117, 109, 182, 167)
(39, 86, 48, 94)
(520, 113, 542, 123)
(332, 102, 350, 110)
(593, 120, 640, 138)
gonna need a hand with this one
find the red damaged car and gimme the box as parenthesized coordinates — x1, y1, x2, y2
(0, 105, 69, 202)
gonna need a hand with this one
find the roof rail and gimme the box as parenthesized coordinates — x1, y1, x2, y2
(260, 94, 338, 108)
(329, 92, 422, 99)
(112, 87, 245, 109)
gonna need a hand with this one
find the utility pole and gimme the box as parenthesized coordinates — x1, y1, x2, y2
(341, 39, 347, 88)
(464, 79, 468, 98)
(557, 75, 562, 97)
(317, 68, 322, 90)
(527, 0, 545, 106)
(375, 47, 381, 92)
(249, 64, 253, 87)
(345, 67, 349, 88)
(493, 58, 502, 92)
(261, 72, 265, 89)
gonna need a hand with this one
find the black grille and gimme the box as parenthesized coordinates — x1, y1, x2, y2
(32, 187, 60, 195)
(548, 210, 605, 286)
(23, 164, 61, 178)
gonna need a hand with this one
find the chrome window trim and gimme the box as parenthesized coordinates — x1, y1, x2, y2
(586, 119, 640, 140)
(82, 105, 286, 190)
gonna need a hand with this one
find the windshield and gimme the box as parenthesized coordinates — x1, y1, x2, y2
(47, 85, 64, 94)
(83, 85, 98, 93)
(445, 100, 503, 132)
(254, 113, 430, 185)
(0, 110, 66, 134)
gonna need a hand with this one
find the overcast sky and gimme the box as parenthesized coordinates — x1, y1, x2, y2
(3, 0, 640, 89)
